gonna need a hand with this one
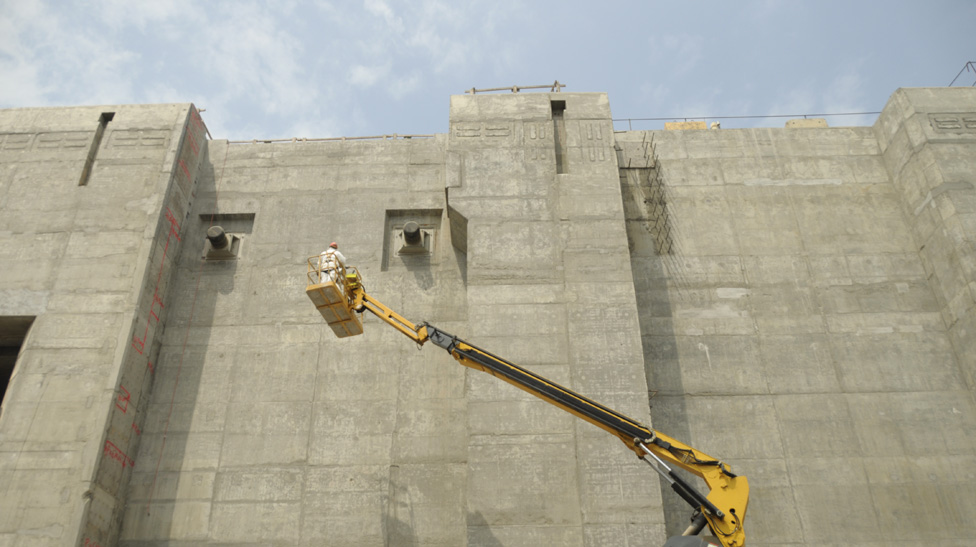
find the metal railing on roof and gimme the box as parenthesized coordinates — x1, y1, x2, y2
(466, 80, 565, 94)
(227, 133, 436, 145)
(612, 111, 882, 131)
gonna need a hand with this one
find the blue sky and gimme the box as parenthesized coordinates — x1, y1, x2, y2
(1, 1, 973, 139)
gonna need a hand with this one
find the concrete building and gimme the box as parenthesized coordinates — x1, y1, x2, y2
(0, 87, 975, 546)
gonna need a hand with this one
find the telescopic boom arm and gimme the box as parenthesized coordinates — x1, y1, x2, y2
(308, 264, 748, 546)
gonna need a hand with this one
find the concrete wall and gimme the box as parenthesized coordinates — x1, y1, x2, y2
(1, 87, 975, 546)
(0, 104, 204, 546)
(618, 86, 976, 545)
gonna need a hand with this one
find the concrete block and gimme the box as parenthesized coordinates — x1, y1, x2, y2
(824, 311, 944, 334)
(574, 434, 662, 524)
(785, 118, 828, 128)
(229, 344, 316, 403)
(651, 395, 783, 460)
(557, 191, 625, 220)
(26, 402, 96, 443)
(469, 399, 573, 436)
(209, 501, 301, 543)
(449, 93, 553, 123)
(126, 470, 214, 502)
(847, 391, 976, 457)
(656, 159, 725, 186)
(214, 468, 303, 502)
(788, 458, 880, 543)
(220, 402, 311, 467)
(667, 190, 738, 255)
(741, 255, 810, 285)
(583, 523, 666, 547)
(0, 402, 38, 443)
(775, 394, 858, 458)
(133, 432, 222, 472)
(760, 334, 839, 393)
(299, 465, 387, 544)
(315, 346, 400, 401)
(665, 121, 707, 130)
(468, 523, 583, 547)
(151, 346, 236, 405)
(309, 400, 393, 466)
(382, 463, 467, 546)
(393, 398, 467, 463)
(467, 435, 581, 526)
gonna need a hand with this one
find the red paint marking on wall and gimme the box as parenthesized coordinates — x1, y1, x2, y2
(115, 385, 130, 413)
(103, 440, 134, 468)
(149, 291, 164, 323)
(165, 208, 182, 242)
(146, 360, 154, 374)
(179, 159, 191, 182)
(131, 334, 145, 354)
(132, 422, 141, 436)
(133, 208, 182, 356)
(186, 128, 199, 154)
(84, 538, 103, 547)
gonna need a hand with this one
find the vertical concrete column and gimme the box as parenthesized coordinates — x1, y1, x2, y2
(447, 93, 664, 545)
(0, 104, 207, 547)
(77, 105, 208, 547)
(876, 88, 976, 389)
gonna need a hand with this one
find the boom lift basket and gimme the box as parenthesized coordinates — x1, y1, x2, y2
(305, 255, 363, 338)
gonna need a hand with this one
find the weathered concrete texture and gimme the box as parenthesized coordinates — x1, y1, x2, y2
(874, 88, 976, 392)
(448, 92, 664, 546)
(0, 103, 204, 547)
(2, 88, 976, 547)
(619, 87, 976, 545)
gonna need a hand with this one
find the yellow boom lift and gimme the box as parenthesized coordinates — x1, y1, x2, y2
(306, 257, 749, 547)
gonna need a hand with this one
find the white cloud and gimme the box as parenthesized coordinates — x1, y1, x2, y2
(349, 63, 392, 87)
(364, 0, 404, 33)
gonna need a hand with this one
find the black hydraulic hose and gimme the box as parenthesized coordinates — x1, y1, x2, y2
(427, 325, 652, 442)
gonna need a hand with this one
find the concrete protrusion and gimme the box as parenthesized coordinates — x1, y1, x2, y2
(207, 226, 229, 249)
(785, 118, 828, 128)
(403, 221, 422, 245)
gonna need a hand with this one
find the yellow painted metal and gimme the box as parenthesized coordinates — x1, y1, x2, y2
(305, 281, 363, 337)
(446, 340, 748, 547)
(305, 255, 364, 338)
(304, 262, 748, 546)
(351, 290, 429, 345)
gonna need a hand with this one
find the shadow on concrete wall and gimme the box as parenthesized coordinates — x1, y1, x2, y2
(400, 255, 435, 291)
(118, 147, 229, 545)
(620, 161, 694, 537)
(382, 464, 419, 547)
(466, 511, 503, 547)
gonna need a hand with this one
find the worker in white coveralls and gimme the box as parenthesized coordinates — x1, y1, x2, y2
(319, 242, 347, 283)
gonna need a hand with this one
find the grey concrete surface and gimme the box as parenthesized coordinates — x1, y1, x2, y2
(0, 103, 205, 546)
(0, 87, 974, 546)
(618, 86, 976, 545)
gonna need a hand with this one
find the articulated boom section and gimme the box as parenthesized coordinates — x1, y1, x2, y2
(304, 264, 748, 547)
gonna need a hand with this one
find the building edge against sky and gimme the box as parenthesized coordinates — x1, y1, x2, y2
(0, 87, 975, 546)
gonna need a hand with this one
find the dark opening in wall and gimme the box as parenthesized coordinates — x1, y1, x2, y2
(382, 209, 442, 271)
(551, 100, 568, 174)
(78, 112, 115, 186)
(0, 316, 35, 408)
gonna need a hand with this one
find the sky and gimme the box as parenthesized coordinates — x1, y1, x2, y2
(1, 1, 974, 140)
